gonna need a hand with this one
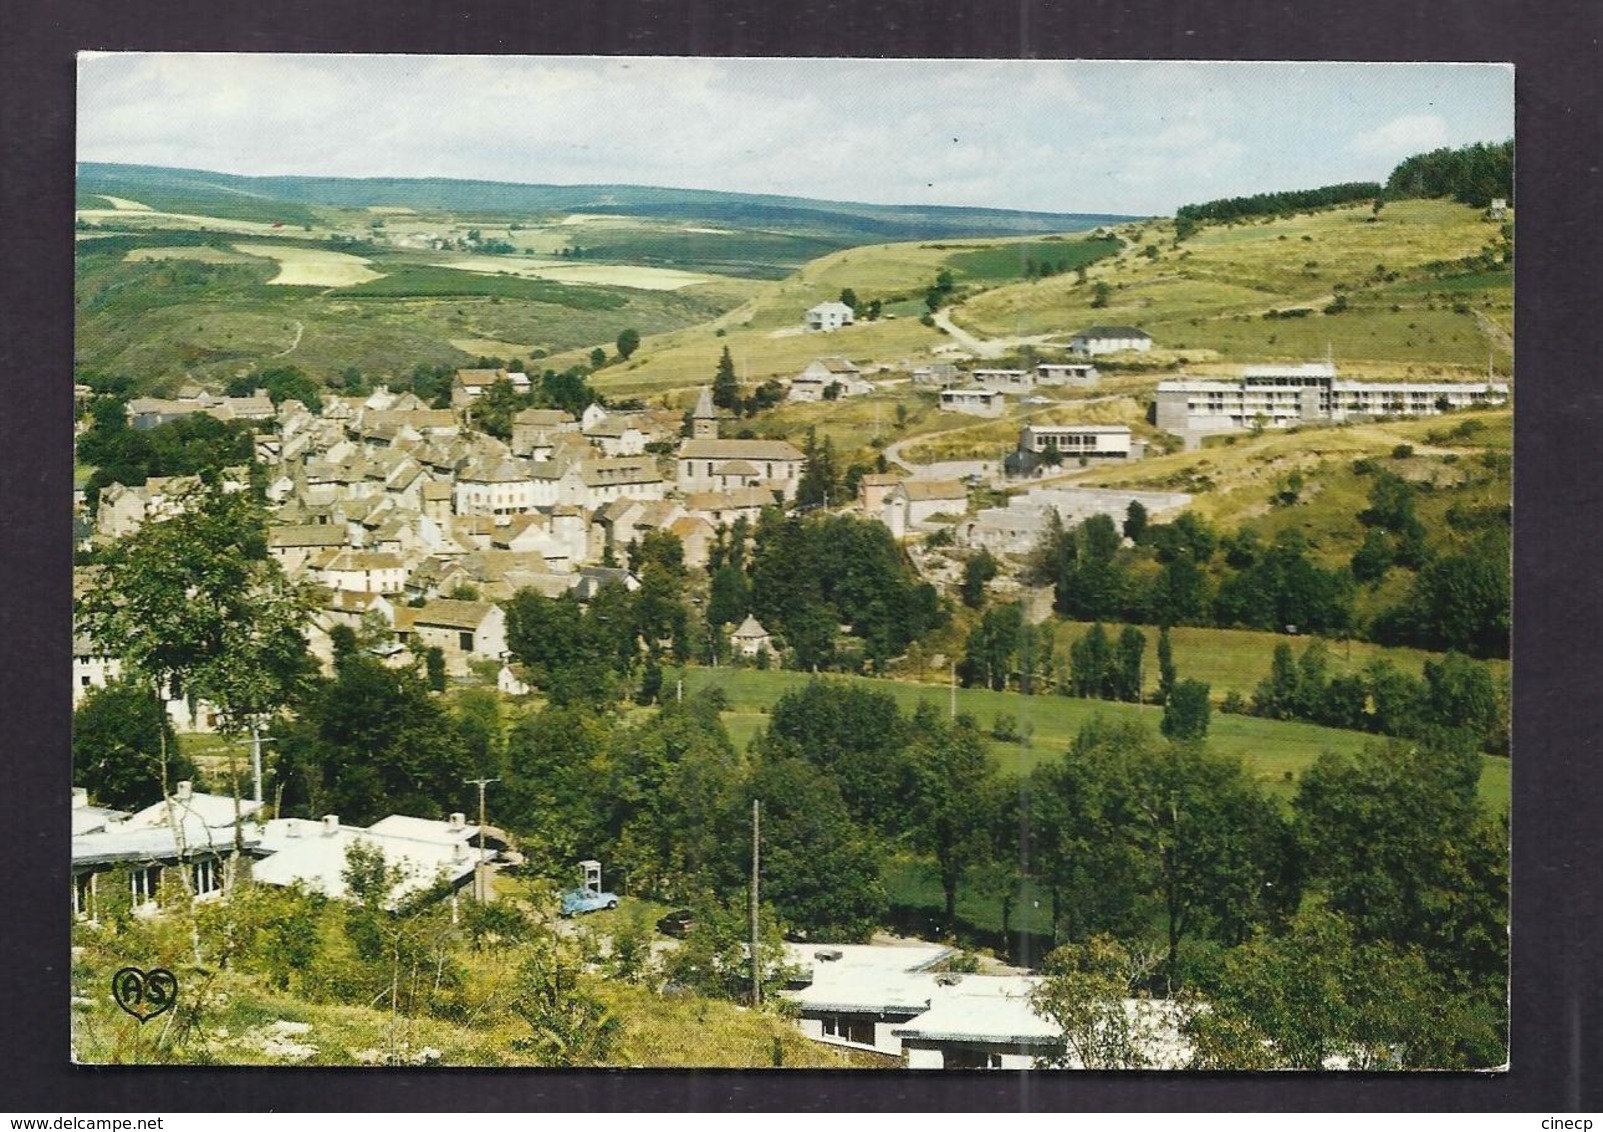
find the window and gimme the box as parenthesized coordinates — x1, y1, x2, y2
(74, 872, 95, 920)
(81, 674, 92, 687)
(945, 1047, 1004, 1069)
(459, 631, 474, 652)
(192, 857, 222, 897)
(131, 865, 162, 908)
(819, 1014, 876, 1046)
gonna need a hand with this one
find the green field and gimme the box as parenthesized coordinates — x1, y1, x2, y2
(342, 265, 625, 306)
(943, 235, 1122, 283)
(676, 666, 1509, 811)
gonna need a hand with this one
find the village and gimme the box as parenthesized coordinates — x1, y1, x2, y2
(72, 291, 1510, 1067)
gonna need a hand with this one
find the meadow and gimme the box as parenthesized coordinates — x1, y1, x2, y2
(674, 666, 1510, 812)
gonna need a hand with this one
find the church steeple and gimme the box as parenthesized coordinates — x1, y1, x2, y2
(691, 385, 718, 440)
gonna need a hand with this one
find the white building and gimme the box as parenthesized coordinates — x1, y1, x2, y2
(1068, 326, 1152, 356)
(939, 387, 1006, 417)
(789, 358, 873, 402)
(972, 369, 1035, 393)
(677, 439, 805, 500)
(804, 301, 855, 332)
(1017, 424, 1133, 460)
(1035, 362, 1099, 387)
(882, 479, 969, 538)
(1154, 362, 1510, 433)
(252, 811, 489, 908)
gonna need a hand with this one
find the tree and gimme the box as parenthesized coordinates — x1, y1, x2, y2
(1156, 624, 1177, 705)
(615, 328, 640, 361)
(75, 477, 314, 752)
(274, 652, 471, 826)
(838, 287, 859, 314)
(1091, 280, 1114, 308)
(739, 755, 887, 940)
(960, 549, 998, 608)
(1186, 905, 1504, 1070)
(509, 940, 622, 1065)
(1161, 679, 1211, 742)
(501, 704, 610, 875)
(73, 678, 196, 810)
(1031, 937, 1164, 1068)
(1068, 622, 1114, 699)
(1293, 736, 1499, 972)
(961, 602, 1024, 692)
(1123, 500, 1149, 544)
(906, 705, 997, 927)
(760, 679, 908, 834)
(712, 345, 740, 411)
(589, 346, 607, 370)
(1111, 625, 1146, 702)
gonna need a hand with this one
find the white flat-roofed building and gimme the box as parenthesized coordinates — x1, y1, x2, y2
(1156, 362, 1508, 433)
(1035, 362, 1099, 387)
(784, 942, 954, 1058)
(939, 387, 1006, 417)
(1068, 326, 1152, 356)
(1018, 424, 1132, 459)
(252, 811, 489, 908)
(972, 368, 1035, 393)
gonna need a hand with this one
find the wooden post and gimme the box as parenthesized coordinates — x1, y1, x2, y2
(750, 798, 761, 1007)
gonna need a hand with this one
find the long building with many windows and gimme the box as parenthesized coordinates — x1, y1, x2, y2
(1155, 362, 1508, 433)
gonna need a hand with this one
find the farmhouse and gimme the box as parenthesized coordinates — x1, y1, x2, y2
(790, 358, 873, 402)
(911, 363, 963, 389)
(1068, 326, 1152, 356)
(938, 387, 1006, 417)
(451, 368, 530, 409)
(394, 598, 507, 675)
(883, 479, 969, 538)
(804, 301, 855, 332)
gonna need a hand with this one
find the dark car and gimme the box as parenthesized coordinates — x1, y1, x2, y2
(657, 909, 694, 937)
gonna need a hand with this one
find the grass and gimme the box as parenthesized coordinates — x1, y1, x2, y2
(943, 235, 1122, 283)
(951, 200, 1511, 368)
(343, 265, 627, 306)
(676, 666, 1509, 811)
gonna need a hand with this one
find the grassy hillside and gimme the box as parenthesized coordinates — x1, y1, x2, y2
(953, 200, 1511, 372)
(676, 666, 1509, 812)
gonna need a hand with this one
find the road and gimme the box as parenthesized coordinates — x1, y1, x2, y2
(929, 308, 1060, 359)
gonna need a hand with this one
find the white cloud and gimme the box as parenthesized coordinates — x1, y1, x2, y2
(1350, 113, 1450, 159)
(76, 56, 1511, 216)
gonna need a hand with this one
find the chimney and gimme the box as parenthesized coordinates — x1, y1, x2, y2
(73, 787, 89, 809)
(453, 841, 469, 862)
(175, 780, 194, 802)
(322, 814, 340, 835)
(449, 812, 466, 830)
(287, 820, 303, 838)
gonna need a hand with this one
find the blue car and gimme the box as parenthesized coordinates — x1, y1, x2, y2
(560, 887, 620, 917)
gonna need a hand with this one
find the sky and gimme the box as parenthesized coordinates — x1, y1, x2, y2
(77, 55, 1513, 216)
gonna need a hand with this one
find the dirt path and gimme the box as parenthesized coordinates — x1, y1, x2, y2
(1474, 309, 1513, 355)
(930, 308, 1060, 359)
(270, 320, 305, 359)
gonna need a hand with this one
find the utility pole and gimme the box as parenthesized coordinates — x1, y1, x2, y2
(249, 722, 276, 806)
(464, 777, 498, 863)
(950, 659, 957, 720)
(750, 798, 762, 1007)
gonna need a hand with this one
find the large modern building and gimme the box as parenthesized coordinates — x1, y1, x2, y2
(1017, 424, 1133, 460)
(1155, 362, 1509, 434)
